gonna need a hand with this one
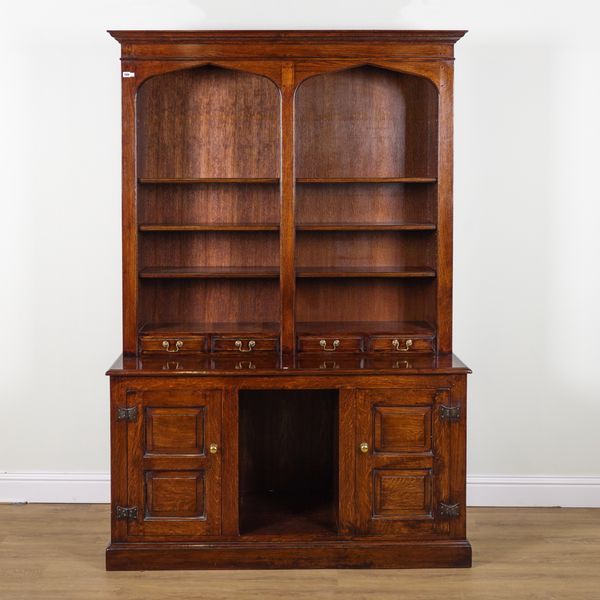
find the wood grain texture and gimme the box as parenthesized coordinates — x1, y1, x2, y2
(138, 280, 280, 336)
(125, 388, 222, 538)
(5, 505, 600, 597)
(280, 63, 296, 356)
(139, 231, 279, 270)
(296, 279, 437, 325)
(355, 387, 451, 537)
(295, 182, 436, 230)
(295, 66, 438, 179)
(138, 182, 279, 228)
(137, 66, 280, 179)
(295, 231, 436, 269)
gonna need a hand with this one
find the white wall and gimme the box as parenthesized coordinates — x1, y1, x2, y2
(1, 0, 599, 504)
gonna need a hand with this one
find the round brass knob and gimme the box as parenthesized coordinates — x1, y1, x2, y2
(209, 443, 218, 454)
(360, 442, 369, 454)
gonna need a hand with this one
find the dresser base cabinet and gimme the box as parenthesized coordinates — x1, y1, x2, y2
(107, 369, 470, 570)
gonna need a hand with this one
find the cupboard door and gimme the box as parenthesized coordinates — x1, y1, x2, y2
(355, 387, 454, 537)
(125, 388, 222, 538)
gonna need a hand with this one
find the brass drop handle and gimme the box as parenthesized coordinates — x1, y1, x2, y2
(235, 340, 256, 353)
(209, 443, 218, 454)
(320, 339, 340, 352)
(360, 442, 369, 454)
(162, 340, 183, 353)
(392, 338, 413, 352)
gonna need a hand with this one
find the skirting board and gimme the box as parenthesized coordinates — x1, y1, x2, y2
(1, 473, 600, 507)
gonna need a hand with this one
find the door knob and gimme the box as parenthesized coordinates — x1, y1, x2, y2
(360, 442, 369, 454)
(209, 443, 218, 454)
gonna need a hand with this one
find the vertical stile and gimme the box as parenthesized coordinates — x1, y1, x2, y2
(122, 62, 138, 354)
(280, 63, 296, 357)
(436, 62, 454, 353)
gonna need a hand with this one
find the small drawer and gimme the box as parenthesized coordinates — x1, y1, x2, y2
(139, 336, 208, 354)
(367, 335, 435, 353)
(211, 336, 279, 353)
(297, 335, 364, 353)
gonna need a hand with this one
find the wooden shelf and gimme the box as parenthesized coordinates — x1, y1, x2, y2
(296, 266, 436, 278)
(296, 223, 436, 231)
(140, 267, 279, 279)
(140, 321, 279, 335)
(140, 224, 280, 232)
(297, 320, 435, 335)
(138, 177, 279, 184)
(296, 177, 437, 184)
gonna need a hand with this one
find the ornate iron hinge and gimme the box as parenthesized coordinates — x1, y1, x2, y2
(439, 502, 460, 519)
(116, 406, 138, 422)
(116, 506, 138, 521)
(440, 404, 461, 421)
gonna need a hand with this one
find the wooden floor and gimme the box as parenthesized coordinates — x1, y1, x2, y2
(1, 505, 599, 599)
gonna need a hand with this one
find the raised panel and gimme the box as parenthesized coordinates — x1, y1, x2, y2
(355, 385, 453, 537)
(145, 470, 205, 518)
(373, 468, 432, 519)
(126, 388, 222, 538)
(373, 405, 432, 453)
(145, 407, 205, 454)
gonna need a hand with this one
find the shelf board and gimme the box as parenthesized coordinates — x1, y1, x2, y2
(138, 177, 279, 184)
(296, 223, 436, 231)
(296, 266, 436, 278)
(297, 320, 435, 335)
(296, 177, 437, 184)
(139, 224, 280, 232)
(140, 321, 280, 335)
(139, 267, 280, 279)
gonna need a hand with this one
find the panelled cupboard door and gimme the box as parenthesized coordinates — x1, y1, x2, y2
(355, 387, 454, 537)
(125, 389, 222, 538)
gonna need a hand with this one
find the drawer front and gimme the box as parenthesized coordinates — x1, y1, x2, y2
(297, 335, 364, 353)
(139, 336, 208, 354)
(367, 335, 435, 354)
(210, 336, 279, 353)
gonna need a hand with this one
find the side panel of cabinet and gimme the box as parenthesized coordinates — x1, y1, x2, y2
(354, 383, 463, 537)
(120, 385, 223, 539)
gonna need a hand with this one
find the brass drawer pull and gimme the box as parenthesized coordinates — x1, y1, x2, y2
(392, 338, 413, 352)
(320, 339, 340, 352)
(209, 443, 218, 454)
(235, 340, 256, 353)
(360, 442, 369, 454)
(162, 340, 183, 353)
